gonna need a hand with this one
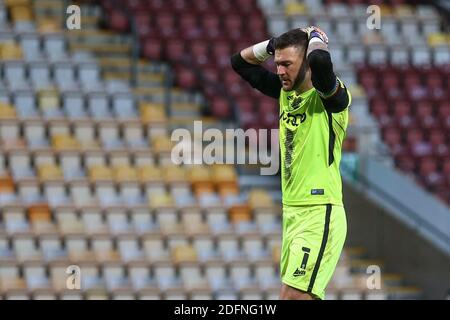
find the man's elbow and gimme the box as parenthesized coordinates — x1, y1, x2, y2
(230, 53, 238, 70)
(307, 49, 333, 72)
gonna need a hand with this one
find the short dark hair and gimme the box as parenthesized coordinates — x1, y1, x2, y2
(274, 29, 308, 52)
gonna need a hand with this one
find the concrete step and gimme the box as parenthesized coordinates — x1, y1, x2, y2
(387, 286, 423, 300)
(69, 42, 131, 55)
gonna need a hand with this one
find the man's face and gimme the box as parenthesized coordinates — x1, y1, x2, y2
(274, 46, 307, 91)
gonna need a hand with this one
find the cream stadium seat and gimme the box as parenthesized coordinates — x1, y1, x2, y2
(215, 289, 238, 300)
(0, 261, 26, 291)
(130, 207, 154, 234)
(137, 288, 162, 300)
(32, 289, 58, 300)
(43, 181, 70, 207)
(117, 234, 144, 262)
(119, 182, 145, 206)
(70, 181, 97, 206)
(105, 208, 132, 234)
(9, 150, 34, 180)
(102, 262, 128, 290)
(54, 207, 84, 234)
(241, 233, 267, 261)
(85, 289, 109, 300)
(39, 233, 65, 262)
(153, 261, 178, 290)
(59, 290, 84, 300)
(13, 234, 42, 261)
(111, 289, 135, 300)
(217, 233, 242, 261)
(4, 206, 29, 233)
(87, 92, 112, 119)
(128, 261, 153, 290)
(204, 260, 228, 291)
(191, 234, 216, 262)
(189, 288, 213, 300)
(123, 121, 147, 149)
(112, 92, 136, 119)
(240, 288, 264, 300)
(81, 208, 108, 234)
(4, 290, 29, 300)
(178, 261, 208, 290)
(23, 261, 50, 290)
(78, 262, 103, 291)
(229, 261, 255, 290)
(95, 181, 119, 206)
(43, 33, 66, 61)
(142, 233, 170, 262)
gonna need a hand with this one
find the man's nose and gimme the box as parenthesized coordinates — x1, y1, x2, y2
(277, 65, 286, 75)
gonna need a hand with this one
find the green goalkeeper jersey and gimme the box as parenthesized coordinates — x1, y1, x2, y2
(279, 80, 351, 206)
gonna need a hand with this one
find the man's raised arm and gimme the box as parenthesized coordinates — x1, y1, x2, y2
(230, 38, 281, 99)
(304, 27, 351, 113)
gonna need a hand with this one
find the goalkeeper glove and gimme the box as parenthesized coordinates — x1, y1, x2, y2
(302, 26, 329, 45)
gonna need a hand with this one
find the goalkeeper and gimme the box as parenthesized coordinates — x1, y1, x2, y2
(230, 27, 352, 300)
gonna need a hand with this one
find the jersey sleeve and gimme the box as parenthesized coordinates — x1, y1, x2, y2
(320, 78, 352, 113)
(230, 52, 281, 99)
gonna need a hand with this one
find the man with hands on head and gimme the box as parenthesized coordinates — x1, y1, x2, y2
(230, 26, 352, 300)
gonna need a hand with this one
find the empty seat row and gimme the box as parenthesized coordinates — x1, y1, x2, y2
(0, 227, 281, 263)
(0, 97, 167, 122)
(0, 287, 281, 300)
(0, 202, 280, 235)
(0, 61, 101, 88)
(0, 257, 281, 292)
(0, 33, 70, 61)
(270, 13, 442, 39)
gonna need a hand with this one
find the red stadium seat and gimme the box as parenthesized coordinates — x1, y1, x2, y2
(189, 40, 211, 66)
(238, 0, 259, 14)
(193, 0, 214, 14)
(175, 66, 198, 90)
(135, 13, 152, 39)
(109, 10, 129, 33)
(146, 0, 168, 11)
(215, 0, 235, 14)
(429, 128, 450, 157)
(418, 157, 437, 175)
(381, 71, 400, 92)
(127, 0, 148, 13)
(437, 101, 450, 129)
(165, 39, 186, 62)
(371, 100, 391, 127)
(202, 66, 220, 83)
(409, 141, 432, 158)
(179, 14, 202, 40)
(383, 127, 406, 156)
(223, 70, 246, 96)
(212, 40, 232, 68)
(211, 97, 231, 118)
(171, 0, 192, 11)
(201, 13, 222, 40)
(235, 97, 255, 113)
(359, 72, 377, 90)
(141, 36, 163, 60)
(441, 157, 450, 176)
(395, 154, 416, 173)
(406, 128, 425, 146)
(155, 11, 178, 37)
